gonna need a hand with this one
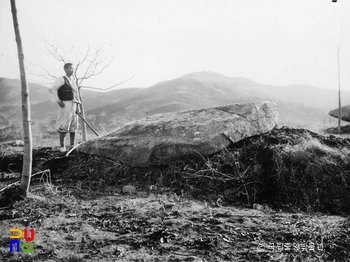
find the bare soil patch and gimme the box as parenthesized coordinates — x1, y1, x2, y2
(1, 127, 350, 261)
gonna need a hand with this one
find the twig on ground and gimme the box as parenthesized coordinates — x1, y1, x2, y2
(0, 181, 20, 193)
(0, 169, 51, 193)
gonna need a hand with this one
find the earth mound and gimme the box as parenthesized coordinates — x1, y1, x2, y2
(1, 127, 350, 261)
(2, 126, 350, 215)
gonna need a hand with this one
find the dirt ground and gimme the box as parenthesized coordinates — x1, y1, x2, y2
(1, 128, 350, 261)
(0, 181, 349, 262)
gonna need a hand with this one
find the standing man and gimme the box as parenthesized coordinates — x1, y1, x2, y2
(49, 63, 81, 152)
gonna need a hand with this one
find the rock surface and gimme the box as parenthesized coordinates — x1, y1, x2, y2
(122, 185, 136, 194)
(77, 101, 278, 166)
(329, 105, 350, 122)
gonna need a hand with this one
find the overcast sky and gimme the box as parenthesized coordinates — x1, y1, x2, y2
(1, 0, 350, 90)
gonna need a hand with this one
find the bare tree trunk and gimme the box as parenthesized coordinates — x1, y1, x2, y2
(337, 48, 341, 134)
(78, 86, 87, 141)
(10, 0, 32, 196)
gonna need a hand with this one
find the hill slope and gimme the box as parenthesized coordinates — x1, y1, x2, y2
(0, 77, 141, 129)
(86, 72, 335, 133)
(0, 72, 343, 142)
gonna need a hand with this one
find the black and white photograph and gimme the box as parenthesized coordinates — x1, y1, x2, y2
(1, 0, 350, 261)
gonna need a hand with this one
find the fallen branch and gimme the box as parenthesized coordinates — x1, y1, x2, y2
(0, 169, 51, 193)
(0, 181, 19, 193)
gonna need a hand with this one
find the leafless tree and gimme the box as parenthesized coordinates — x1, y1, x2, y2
(10, 0, 33, 196)
(29, 41, 133, 141)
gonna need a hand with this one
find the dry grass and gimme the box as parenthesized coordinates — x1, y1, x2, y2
(2, 126, 350, 216)
(282, 134, 350, 163)
(1, 126, 350, 261)
(1, 181, 350, 261)
(39, 126, 350, 216)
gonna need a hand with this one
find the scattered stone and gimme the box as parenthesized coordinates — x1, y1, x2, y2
(122, 185, 136, 194)
(27, 193, 46, 202)
(253, 203, 263, 210)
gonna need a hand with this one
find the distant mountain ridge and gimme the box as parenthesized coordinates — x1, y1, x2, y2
(0, 72, 345, 135)
(0, 78, 49, 106)
(179, 71, 346, 109)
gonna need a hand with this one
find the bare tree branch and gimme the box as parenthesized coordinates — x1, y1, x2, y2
(27, 42, 120, 89)
(80, 74, 135, 91)
(44, 41, 66, 63)
(29, 79, 54, 85)
(26, 61, 57, 81)
(80, 56, 95, 82)
(75, 46, 90, 80)
(79, 55, 114, 84)
(26, 39, 128, 140)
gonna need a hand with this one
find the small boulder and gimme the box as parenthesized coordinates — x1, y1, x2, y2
(122, 185, 136, 194)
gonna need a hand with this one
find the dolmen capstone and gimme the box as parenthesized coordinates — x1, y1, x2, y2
(77, 101, 278, 167)
(329, 105, 350, 122)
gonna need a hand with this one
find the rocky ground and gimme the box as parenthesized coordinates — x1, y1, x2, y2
(1, 127, 350, 261)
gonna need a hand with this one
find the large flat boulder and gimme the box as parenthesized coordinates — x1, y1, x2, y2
(77, 101, 278, 166)
(329, 105, 350, 122)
